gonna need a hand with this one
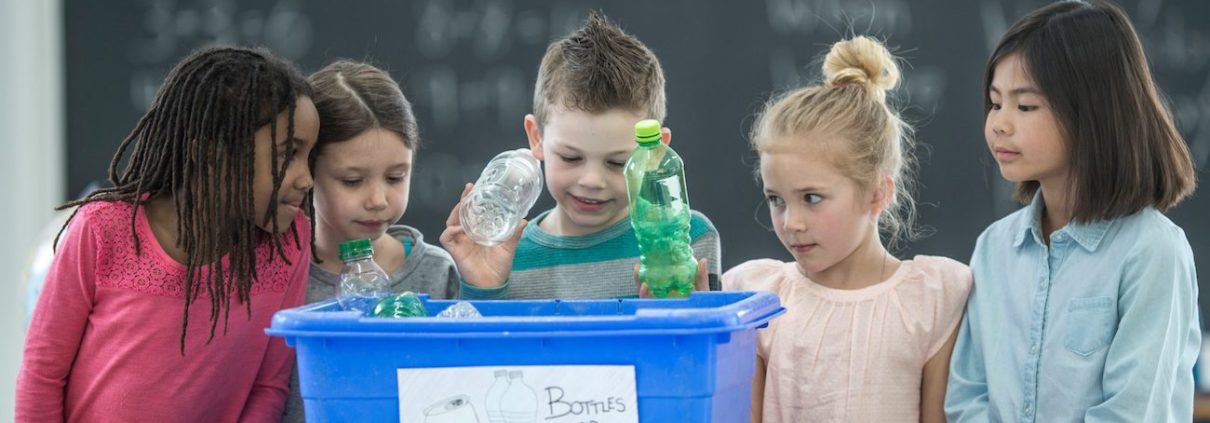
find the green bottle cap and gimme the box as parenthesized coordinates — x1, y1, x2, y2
(339, 238, 374, 262)
(635, 119, 662, 145)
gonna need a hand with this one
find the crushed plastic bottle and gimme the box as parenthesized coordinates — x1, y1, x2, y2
(624, 119, 697, 298)
(460, 148, 544, 246)
(436, 301, 482, 318)
(372, 291, 429, 318)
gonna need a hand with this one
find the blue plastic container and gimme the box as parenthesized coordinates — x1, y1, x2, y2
(267, 291, 784, 422)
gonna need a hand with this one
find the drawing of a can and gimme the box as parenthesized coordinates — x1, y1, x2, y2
(423, 394, 480, 423)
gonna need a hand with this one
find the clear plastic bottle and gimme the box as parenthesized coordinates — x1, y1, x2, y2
(460, 148, 544, 246)
(624, 119, 697, 298)
(484, 369, 509, 423)
(499, 370, 538, 423)
(336, 238, 390, 314)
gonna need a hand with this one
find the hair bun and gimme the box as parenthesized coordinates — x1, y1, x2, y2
(823, 36, 900, 99)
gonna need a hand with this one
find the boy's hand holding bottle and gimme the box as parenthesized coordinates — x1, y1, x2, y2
(442, 148, 543, 289)
(440, 183, 528, 288)
(634, 258, 710, 298)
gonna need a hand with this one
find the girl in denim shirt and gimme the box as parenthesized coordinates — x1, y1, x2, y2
(945, 1, 1199, 421)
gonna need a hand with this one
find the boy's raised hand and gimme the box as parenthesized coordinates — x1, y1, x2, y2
(634, 258, 710, 298)
(440, 183, 526, 288)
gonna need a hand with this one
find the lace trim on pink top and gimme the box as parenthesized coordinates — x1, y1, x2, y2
(87, 201, 304, 298)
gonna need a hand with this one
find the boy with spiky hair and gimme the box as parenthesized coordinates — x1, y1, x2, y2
(442, 11, 721, 299)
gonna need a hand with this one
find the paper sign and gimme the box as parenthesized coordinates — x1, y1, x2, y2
(398, 365, 638, 423)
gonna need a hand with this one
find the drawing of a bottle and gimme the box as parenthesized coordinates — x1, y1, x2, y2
(499, 370, 538, 423)
(484, 369, 509, 423)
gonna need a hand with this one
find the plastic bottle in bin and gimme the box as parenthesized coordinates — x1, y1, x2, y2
(460, 148, 544, 246)
(336, 238, 390, 314)
(624, 119, 697, 298)
(436, 301, 482, 318)
(372, 291, 428, 318)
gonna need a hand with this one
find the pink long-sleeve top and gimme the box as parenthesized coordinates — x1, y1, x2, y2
(17, 200, 310, 422)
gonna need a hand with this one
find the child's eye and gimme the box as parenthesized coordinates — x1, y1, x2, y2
(766, 195, 784, 207)
(989, 102, 1002, 111)
(607, 161, 627, 168)
(387, 175, 406, 183)
(805, 194, 823, 204)
(1018, 105, 1038, 112)
(559, 155, 581, 163)
(341, 179, 362, 187)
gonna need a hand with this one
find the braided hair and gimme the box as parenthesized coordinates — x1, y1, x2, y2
(56, 46, 313, 351)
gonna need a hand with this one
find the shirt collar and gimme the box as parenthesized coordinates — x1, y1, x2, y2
(1012, 191, 1111, 252)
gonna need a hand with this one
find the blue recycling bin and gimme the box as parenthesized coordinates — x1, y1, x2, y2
(267, 291, 784, 422)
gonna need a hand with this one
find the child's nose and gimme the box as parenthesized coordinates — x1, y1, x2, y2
(782, 206, 809, 232)
(577, 166, 607, 189)
(989, 114, 1012, 136)
(366, 183, 388, 210)
(293, 165, 314, 192)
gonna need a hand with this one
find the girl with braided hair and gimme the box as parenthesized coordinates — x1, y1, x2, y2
(17, 46, 318, 422)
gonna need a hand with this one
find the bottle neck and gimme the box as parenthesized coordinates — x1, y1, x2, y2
(342, 254, 374, 264)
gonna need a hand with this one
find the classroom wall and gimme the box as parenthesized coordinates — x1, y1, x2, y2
(0, 0, 64, 420)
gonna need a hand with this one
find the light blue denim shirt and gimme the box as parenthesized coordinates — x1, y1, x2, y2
(945, 193, 1200, 422)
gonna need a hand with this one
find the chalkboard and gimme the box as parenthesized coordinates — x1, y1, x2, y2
(65, 0, 1208, 311)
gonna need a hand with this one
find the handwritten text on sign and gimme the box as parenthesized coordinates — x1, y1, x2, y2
(398, 365, 638, 423)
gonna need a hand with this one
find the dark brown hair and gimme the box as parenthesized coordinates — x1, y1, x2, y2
(305, 60, 419, 262)
(56, 46, 313, 350)
(986, 0, 1196, 220)
(533, 10, 666, 127)
(307, 60, 419, 157)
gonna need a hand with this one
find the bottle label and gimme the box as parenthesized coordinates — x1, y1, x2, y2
(398, 365, 638, 422)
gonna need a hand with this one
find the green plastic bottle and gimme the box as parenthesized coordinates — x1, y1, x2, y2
(372, 291, 429, 318)
(624, 119, 697, 298)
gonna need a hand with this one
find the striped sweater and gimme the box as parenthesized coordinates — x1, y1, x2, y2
(460, 209, 722, 300)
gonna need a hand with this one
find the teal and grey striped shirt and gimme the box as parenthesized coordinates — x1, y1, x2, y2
(461, 208, 721, 300)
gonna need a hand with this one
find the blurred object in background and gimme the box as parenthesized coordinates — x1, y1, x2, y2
(20, 181, 107, 325)
(61, 1, 1209, 321)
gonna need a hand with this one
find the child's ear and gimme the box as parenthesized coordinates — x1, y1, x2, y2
(871, 175, 895, 215)
(524, 114, 544, 161)
(660, 127, 672, 145)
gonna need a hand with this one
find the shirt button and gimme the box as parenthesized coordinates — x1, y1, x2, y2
(1024, 403, 1033, 415)
(1030, 343, 1038, 354)
(1054, 234, 1064, 242)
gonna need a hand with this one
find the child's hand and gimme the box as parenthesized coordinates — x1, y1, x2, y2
(634, 258, 709, 298)
(439, 183, 526, 288)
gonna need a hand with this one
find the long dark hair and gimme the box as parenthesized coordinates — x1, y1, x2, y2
(985, 0, 1195, 220)
(56, 46, 313, 351)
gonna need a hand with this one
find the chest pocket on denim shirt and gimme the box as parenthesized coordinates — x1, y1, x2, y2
(1064, 296, 1117, 357)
